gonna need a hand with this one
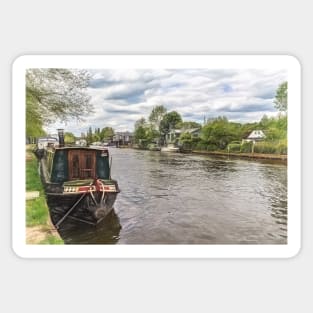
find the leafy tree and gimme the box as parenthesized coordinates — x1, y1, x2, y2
(86, 126, 93, 144)
(176, 121, 202, 130)
(100, 127, 114, 141)
(159, 111, 182, 135)
(179, 132, 193, 149)
(274, 81, 287, 112)
(149, 105, 167, 131)
(26, 68, 92, 125)
(26, 94, 46, 138)
(135, 117, 147, 130)
(201, 116, 241, 150)
(64, 132, 76, 144)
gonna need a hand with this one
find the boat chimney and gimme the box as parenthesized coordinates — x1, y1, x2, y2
(57, 129, 65, 147)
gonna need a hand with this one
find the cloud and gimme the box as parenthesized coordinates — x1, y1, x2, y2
(45, 68, 288, 136)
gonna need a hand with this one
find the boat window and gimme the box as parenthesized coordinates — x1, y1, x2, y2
(68, 150, 96, 180)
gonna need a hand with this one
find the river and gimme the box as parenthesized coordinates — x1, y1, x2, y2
(60, 148, 287, 244)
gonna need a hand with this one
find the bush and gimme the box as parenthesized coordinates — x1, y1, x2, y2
(254, 141, 284, 154)
(277, 141, 287, 154)
(194, 141, 208, 150)
(206, 144, 218, 151)
(227, 143, 241, 152)
(240, 141, 253, 153)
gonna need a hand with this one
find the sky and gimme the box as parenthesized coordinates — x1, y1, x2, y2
(45, 68, 287, 136)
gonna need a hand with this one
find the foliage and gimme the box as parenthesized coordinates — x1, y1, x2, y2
(26, 152, 48, 226)
(149, 105, 167, 131)
(64, 132, 75, 144)
(201, 116, 241, 150)
(254, 140, 287, 154)
(240, 141, 253, 153)
(26, 94, 46, 138)
(26, 68, 92, 126)
(227, 143, 241, 152)
(26, 198, 49, 226)
(100, 127, 114, 141)
(159, 111, 183, 135)
(274, 81, 288, 112)
(260, 115, 287, 140)
(176, 121, 202, 130)
(179, 132, 193, 150)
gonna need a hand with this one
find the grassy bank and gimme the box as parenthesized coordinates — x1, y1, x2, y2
(26, 145, 63, 244)
(191, 150, 287, 162)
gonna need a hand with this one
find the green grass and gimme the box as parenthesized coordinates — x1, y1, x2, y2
(26, 151, 48, 226)
(25, 147, 63, 244)
(26, 158, 44, 192)
(26, 197, 49, 226)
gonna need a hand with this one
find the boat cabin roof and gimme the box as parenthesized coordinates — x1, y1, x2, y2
(54, 146, 109, 152)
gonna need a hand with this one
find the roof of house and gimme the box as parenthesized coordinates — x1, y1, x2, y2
(247, 130, 266, 139)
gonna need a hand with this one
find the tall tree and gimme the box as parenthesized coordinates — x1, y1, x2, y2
(100, 127, 114, 141)
(135, 117, 147, 130)
(149, 105, 167, 131)
(274, 81, 287, 112)
(64, 132, 76, 144)
(159, 111, 182, 135)
(26, 68, 92, 125)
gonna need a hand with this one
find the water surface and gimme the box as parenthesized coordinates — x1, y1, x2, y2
(60, 148, 287, 244)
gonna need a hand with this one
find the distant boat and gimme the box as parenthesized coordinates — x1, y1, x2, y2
(160, 143, 180, 152)
(38, 129, 120, 228)
(148, 143, 161, 151)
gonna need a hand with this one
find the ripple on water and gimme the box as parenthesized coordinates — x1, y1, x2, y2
(59, 149, 288, 244)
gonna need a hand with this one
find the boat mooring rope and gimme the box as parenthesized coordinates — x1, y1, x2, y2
(55, 179, 106, 229)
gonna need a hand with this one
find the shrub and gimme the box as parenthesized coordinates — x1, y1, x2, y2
(240, 141, 253, 153)
(227, 143, 241, 152)
(254, 142, 279, 154)
(194, 141, 208, 150)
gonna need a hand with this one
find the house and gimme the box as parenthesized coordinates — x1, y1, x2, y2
(165, 128, 201, 143)
(112, 131, 134, 146)
(75, 139, 87, 146)
(243, 130, 266, 144)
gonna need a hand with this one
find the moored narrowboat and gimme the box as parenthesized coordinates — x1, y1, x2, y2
(39, 129, 120, 228)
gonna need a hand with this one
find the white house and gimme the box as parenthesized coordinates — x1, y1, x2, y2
(166, 128, 201, 143)
(243, 130, 266, 144)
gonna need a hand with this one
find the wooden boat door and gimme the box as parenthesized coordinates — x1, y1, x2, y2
(68, 150, 96, 180)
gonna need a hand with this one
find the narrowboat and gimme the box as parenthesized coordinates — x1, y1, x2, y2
(38, 129, 120, 228)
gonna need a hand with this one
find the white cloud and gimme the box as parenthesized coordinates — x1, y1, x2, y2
(45, 68, 287, 136)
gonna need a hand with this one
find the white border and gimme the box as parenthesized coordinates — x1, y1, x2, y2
(12, 55, 301, 258)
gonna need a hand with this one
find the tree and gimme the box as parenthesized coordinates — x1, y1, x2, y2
(176, 121, 202, 130)
(179, 132, 193, 150)
(274, 81, 287, 112)
(64, 132, 76, 144)
(26, 93, 46, 138)
(149, 105, 167, 131)
(135, 117, 147, 130)
(86, 126, 93, 144)
(200, 116, 240, 150)
(159, 111, 182, 135)
(26, 68, 92, 125)
(100, 127, 114, 141)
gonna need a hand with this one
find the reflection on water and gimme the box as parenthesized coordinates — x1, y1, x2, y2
(56, 210, 121, 244)
(58, 148, 288, 244)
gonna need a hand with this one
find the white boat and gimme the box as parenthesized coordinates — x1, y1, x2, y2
(160, 143, 180, 152)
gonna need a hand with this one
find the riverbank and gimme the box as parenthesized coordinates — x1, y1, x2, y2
(191, 150, 287, 162)
(26, 145, 63, 244)
(130, 146, 287, 163)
